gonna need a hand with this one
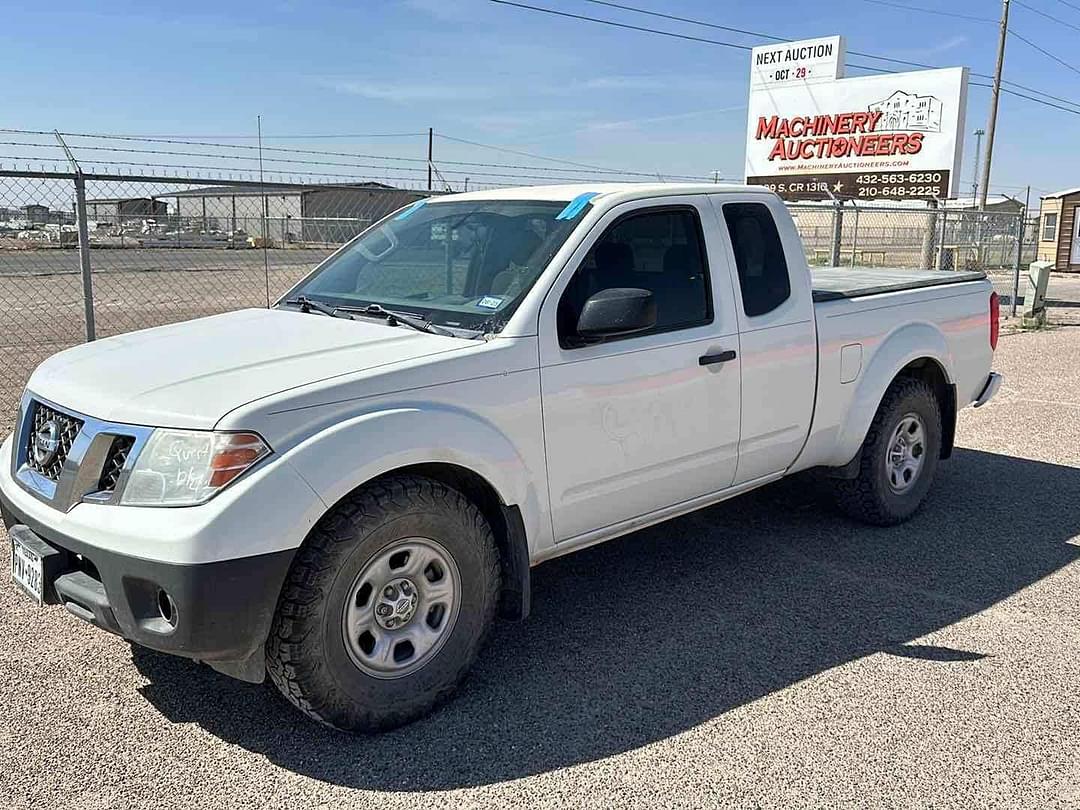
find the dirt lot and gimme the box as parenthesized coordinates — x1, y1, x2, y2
(0, 252, 323, 434)
(1, 315, 1079, 806)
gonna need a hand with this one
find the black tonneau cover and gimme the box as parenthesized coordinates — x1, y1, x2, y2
(811, 268, 987, 302)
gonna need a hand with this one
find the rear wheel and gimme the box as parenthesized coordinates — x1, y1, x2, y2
(834, 377, 942, 526)
(266, 475, 500, 732)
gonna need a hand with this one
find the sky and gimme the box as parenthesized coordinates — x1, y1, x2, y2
(2, 0, 1076, 199)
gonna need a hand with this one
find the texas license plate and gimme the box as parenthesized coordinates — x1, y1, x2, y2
(11, 534, 44, 605)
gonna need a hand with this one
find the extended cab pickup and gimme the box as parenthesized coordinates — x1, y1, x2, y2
(1, 183, 1001, 731)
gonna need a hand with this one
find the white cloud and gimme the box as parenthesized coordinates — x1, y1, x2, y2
(400, 0, 479, 22)
(583, 106, 746, 133)
(325, 80, 494, 102)
(579, 76, 671, 91)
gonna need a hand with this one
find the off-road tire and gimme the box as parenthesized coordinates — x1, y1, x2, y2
(266, 475, 500, 732)
(834, 377, 942, 526)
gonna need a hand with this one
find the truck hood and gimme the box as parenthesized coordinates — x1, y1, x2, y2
(28, 308, 472, 429)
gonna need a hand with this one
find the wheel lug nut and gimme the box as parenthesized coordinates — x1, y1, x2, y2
(401, 582, 411, 595)
(377, 604, 392, 616)
(384, 586, 396, 598)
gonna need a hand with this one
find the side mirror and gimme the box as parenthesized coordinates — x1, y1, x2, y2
(576, 287, 657, 341)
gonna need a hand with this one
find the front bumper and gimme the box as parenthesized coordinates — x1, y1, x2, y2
(0, 428, 326, 680)
(1, 491, 294, 673)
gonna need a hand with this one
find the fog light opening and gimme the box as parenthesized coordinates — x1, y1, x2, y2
(157, 589, 177, 627)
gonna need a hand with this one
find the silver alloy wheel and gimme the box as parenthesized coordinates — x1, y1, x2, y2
(884, 412, 927, 494)
(341, 537, 461, 679)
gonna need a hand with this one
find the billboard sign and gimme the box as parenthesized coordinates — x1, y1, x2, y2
(744, 45, 968, 201)
(750, 35, 845, 89)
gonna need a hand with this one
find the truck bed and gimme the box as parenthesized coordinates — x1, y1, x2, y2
(811, 268, 987, 302)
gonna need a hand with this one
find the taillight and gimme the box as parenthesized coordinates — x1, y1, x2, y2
(989, 291, 1000, 351)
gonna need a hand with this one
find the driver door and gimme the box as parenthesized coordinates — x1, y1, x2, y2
(538, 197, 742, 543)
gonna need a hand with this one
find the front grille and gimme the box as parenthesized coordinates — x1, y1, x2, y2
(25, 402, 83, 481)
(98, 435, 135, 492)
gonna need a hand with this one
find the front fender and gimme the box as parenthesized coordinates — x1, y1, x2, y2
(285, 405, 545, 550)
(830, 322, 953, 468)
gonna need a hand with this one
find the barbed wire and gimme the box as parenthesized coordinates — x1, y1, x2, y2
(0, 128, 714, 182)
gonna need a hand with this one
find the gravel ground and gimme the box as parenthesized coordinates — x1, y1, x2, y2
(2, 327, 1080, 809)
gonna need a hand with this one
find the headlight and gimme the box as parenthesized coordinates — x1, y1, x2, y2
(120, 430, 271, 506)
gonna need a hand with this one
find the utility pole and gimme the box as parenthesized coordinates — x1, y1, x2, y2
(427, 127, 433, 192)
(979, 0, 1010, 211)
(970, 129, 984, 202)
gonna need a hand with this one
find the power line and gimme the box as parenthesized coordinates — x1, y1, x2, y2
(859, 0, 997, 23)
(488, 0, 945, 76)
(494, 0, 1080, 114)
(976, 80, 1080, 115)
(1009, 29, 1080, 76)
(1014, 0, 1080, 31)
(582, 0, 978, 72)
(582, 0, 784, 41)
(1051, 0, 1080, 13)
(494, 0, 1080, 117)
(489, 1, 754, 50)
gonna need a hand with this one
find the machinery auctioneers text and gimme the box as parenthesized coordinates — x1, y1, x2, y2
(755, 111, 925, 161)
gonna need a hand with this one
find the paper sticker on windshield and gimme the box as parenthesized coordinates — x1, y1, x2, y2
(477, 296, 503, 309)
(555, 191, 600, 221)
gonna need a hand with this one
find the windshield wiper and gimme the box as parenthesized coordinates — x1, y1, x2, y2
(283, 296, 355, 320)
(344, 303, 454, 337)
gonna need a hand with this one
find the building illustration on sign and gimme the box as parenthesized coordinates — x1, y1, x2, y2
(868, 90, 943, 132)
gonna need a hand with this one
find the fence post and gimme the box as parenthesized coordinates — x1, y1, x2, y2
(73, 174, 97, 342)
(1011, 207, 1025, 317)
(921, 199, 938, 270)
(849, 201, 860, 267)
(830, 200, 843, 266)
(937, 206, 948, 270)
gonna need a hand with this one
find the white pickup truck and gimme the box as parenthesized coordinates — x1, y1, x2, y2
(2, 183, 1001, 731)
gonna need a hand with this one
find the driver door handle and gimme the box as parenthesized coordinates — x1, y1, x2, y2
(699, 350, 737, 366)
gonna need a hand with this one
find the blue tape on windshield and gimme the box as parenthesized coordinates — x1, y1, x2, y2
(555, 192, 600, 220)
(394, 200, 427, 220)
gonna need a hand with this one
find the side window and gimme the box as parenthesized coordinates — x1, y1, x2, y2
(722, 203, 791, 318)
(1042, 212, 1058, 242)
(557, 207, 711, 345)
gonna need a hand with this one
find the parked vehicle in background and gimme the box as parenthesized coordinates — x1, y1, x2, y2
(2, 183, 1001, 731)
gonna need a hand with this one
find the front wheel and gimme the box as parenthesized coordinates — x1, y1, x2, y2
(834, 377, 942, 526)
(266, 475, 500, 732)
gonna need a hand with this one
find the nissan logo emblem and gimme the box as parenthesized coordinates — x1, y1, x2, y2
(32, 419, 61, 467)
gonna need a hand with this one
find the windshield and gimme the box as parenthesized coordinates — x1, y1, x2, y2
(287, 199, 582, 333)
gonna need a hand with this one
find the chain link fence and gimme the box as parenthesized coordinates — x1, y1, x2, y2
(0, 168, 1037, 436)
(787, 202, 1034, 271)
(0, 169, 426, 433)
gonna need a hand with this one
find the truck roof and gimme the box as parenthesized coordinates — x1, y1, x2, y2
(432, 182, 774, 204)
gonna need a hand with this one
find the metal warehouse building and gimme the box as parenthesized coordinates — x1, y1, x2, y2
(84, 197, 169, 224)
(156, 182, 425, 246)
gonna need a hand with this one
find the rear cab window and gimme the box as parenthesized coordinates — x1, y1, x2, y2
(721, 203, 791, 317)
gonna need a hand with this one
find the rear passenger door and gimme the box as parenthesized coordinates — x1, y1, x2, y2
(539, 198, 742, 543)
(711, 195, 817, 484)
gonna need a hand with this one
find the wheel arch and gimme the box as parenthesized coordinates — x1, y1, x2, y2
(280, 406, 541, 623)
(831, 322, 955, 469)
(362, 463, 531, 622)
